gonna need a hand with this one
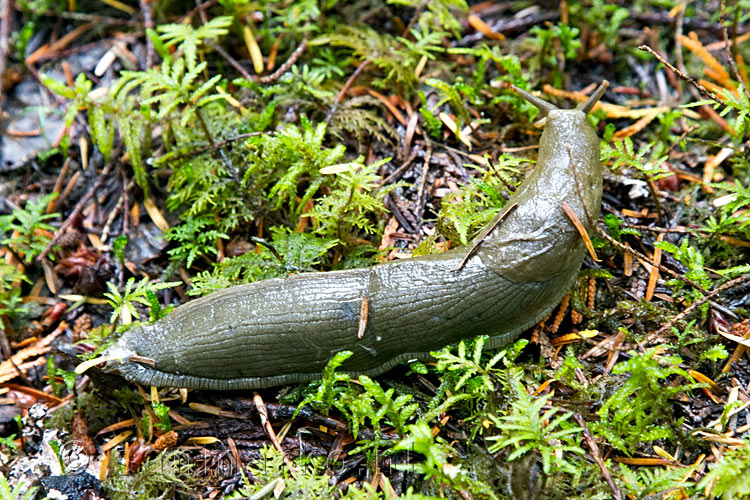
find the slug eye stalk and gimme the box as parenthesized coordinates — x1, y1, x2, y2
(577, 80, 610, 114)
(509, 84, 558, 117)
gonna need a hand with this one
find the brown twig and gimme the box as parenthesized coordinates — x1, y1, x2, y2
(357, 292, 368, 339)
(574, 414, 623, 500)
(596, 225, 709, 295)
(668, 124, 699, 152)
(34, 10, 140, 26)
(119, 168, 131, 288)
(647, 274, 750, 341)
(638, 44, 721, 103)
(645, 179, 665, 225)
(720, 0, 750, 101)
(485, 12, 559, 37)
(194, 0, 208, 25)
(633, 10, 749, 34)
(206, 39, 253, 80)
(402, 0, 426, 36)
(140, 0, 155, 69)
(621, 223, 693, 234)
(252, 392, 296, 478)
(380, 148, 418, 186)
(37, 150, 118, 261)
(179, 0, 217, 23)
(673, 3, 686, 100)
(384, 194, 415, 234)
(325, 58, 369, 125)
(255, 38, 308, 84)
(562, 201, 600, 262)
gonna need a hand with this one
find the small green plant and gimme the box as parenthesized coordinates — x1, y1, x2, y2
(306, 157, 406, 244)
(348, 375, 418, 440)
(294, 352, 418, 448)
(114, 57, 225, 144)
(314, 14, 448, 91)
(576, 0, 629, 48)
(429, 337, 530, 438)
(394, 422, 499, 500)
(0, 472, 37, 500)
(46, 355, 76, 398)
(486, 371, 584, 475)
(0, 263, 32, 327)
(104, 448, 196, 500)
(145, 289, 174, 322)
(418, 91, 443, 139)
(103, 278, 180, 325)
(526, 23, 581, 85)
(187, 227, 338, 296)
(601, 213, 640, 242)
(228, 445, 440, 499)
(151, 401, 172, 432)
(432, 335, 508, 398)
(437, 156, 524, 244)
(165, 215, 229, 269)
(110, 54, 226, 193)
(388, 0, 468, 37)
(394, 421, 459, 481)
(43, 72, 111, 159)
(156, 16, 232, 72)
(425, 76, 482, 131)
(698, 442, 750, 499)
(655, 237, 714, 305)
(0, 192, 58, 263)
(706, 178, 750, 239)
(241, 118, 346, 214)
(112, 235, 128, 265)
(601, 129, 671, 182)
(295, 350, 354, 417)
(670, 319, 728, 364)
(617, 463, 696, 498)
(591, 347, 702, 455)
(449, 44, 524, 93)
(716, 84, 749, 141)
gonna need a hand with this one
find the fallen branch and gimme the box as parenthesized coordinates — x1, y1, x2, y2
(645, 274, 750, 344)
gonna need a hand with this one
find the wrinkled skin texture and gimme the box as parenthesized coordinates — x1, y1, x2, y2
(107, 92, 604, 390)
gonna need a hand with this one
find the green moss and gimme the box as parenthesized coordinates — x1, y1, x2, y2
(591, 347, 702, 455)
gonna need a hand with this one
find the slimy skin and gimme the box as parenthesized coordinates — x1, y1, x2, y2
(105, 82, 608, 390)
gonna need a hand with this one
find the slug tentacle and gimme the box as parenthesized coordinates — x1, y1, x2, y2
(509, 84, 558, 117)
(578, 81, 610, 114)
(104, 82, 608, 390)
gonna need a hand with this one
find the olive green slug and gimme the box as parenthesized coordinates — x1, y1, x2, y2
(102, 82, 608, 390)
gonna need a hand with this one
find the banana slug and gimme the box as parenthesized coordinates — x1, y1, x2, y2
(102, 82, 608, 390)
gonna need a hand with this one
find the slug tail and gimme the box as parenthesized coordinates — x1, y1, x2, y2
(510, 84, 558, 117)
(577, 80, 610, 114)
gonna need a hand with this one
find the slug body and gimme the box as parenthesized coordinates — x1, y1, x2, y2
(107, 83, 608, 390)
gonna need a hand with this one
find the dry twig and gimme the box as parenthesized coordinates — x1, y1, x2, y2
(575, 414, 623, 500)
(596, 225, 709, 295)
(37, 149, 118, 261)
(647, 274, 750, 342)
(720, 0, 750, 101)
(256, 38, 308, 85)
(325, 58, 370, 125)
(639, 44, 721, 103)
(253, 391, 297, 478)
